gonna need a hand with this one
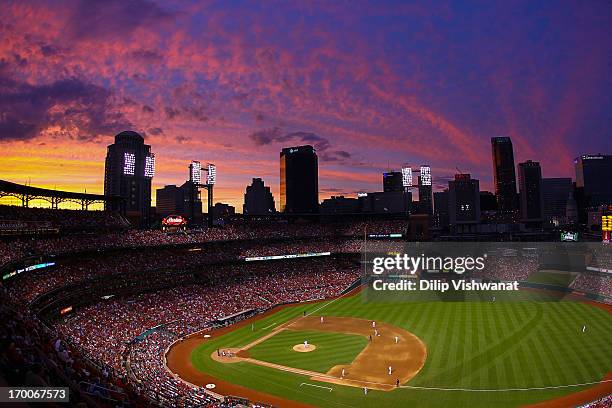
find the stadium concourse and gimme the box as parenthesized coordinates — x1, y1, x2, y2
(1, 207, 611, 407)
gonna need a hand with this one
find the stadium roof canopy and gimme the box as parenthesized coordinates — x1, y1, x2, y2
(0, 179, 122, 210)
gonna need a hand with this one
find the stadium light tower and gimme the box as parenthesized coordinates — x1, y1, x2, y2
(190, 161, 216, 227)
(205, 163, 216, 227)
(401, 164, 414, 216)
(401, 164, 413, 189)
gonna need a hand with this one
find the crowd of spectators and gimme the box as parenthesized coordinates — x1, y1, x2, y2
(0, 219, 405, 268)
(128, 331, 222, 407)
(578, 395, 612, 408)
(4, 239, 363, 306)
(472, 251, 539, 282)
(570, 272, 612, 298)
(53, 259, 359, 376)
(3, 252, 359, 408)
(0, 295, 132, 407)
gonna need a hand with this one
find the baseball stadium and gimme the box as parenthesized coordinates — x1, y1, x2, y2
(0, 199, 611, 408)
(2, 1, 612, 407)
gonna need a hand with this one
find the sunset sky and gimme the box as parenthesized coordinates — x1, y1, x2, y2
(1, 0, 611, 210)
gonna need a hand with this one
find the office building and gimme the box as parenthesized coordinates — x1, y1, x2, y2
(156, 185, 183, 216)
(479, 191, 497, 212)
(155, 182, 202, 223)
(212, 202, 235, 221)
(243, 178, 276, 215)
(518, 160, 543, 225)
(448, 174, 480, 232)
(575, 155, 612, 209)
(433, 190, 449, 229)
(320, 196, 360, 214)
(104, 131, 154, 225)
(359, 191, 412, 214)
(383, 171, 403, 192)
(280, 145, 319, 213)
(542, 178, 572, 226)
(491, 136, 517, 213)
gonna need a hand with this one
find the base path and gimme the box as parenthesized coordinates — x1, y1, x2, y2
(214, 315, 427, 391)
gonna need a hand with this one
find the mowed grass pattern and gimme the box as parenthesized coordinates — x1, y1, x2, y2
(526, 271, 577, 287)
(190, 290, 612, 408)
(249, 329, 367, 373)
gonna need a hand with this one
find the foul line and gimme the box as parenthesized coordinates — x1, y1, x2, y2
(398, 380, 612, 392)
(300, 383, 333, 392)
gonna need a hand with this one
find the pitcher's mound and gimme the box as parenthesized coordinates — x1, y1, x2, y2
(293, 344, 316, 352)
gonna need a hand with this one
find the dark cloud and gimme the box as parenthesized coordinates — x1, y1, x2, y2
(147, 127, 164, 136)
(39, 44, 62, 57)
(142, 105, 154, 113)
(249, 127, 284, 145)
(67, 0, 175, 41)
(164, 106, 208, 123)
(0, 75, 131, 142)
(165, 106, 180, 119)
(248, 128, 352, 162)
(130, 49, 164, 62)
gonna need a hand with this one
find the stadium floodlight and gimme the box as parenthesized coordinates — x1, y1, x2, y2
(401, 165, 413, 187)
(144, 154, 156, 178)
(123, 152, 135, 175)
(420, 165, 431, 186)
(190, 161, 201, 184)
(206, 163, 216, 185)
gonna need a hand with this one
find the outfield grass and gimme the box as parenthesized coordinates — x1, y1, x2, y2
(190, 290, 612, 408)
(526, 270, 577, 287)
(249, 329, 367, 373)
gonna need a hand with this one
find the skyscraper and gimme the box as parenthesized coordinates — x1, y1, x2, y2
(104, 131, 154, 224)
(433, 190, 449, 229)
(156, 185, 184, 216)
(518, 160, 543, 224)
(280, 145, 319, 213)
(383, 171, 403, 192)
(491, 136, 517, 214)
(448, 173, 480, 232)
(155, 182, 202, 222)
(244, 178, 276, 215)
(542, 178, 572, 226)
(418, 165, 433, 215)
(574, 155, 612, 208)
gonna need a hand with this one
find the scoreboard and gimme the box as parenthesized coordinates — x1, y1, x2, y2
(603, 215, 612, 243)
(603, 215, 612, 231)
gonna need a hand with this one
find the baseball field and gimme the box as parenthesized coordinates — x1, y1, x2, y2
(167, 288, 612, 407)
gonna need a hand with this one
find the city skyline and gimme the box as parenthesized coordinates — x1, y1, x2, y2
(1, 1, 612, 210)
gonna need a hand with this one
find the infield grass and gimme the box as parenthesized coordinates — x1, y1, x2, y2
(248, 329, 367, 373)
(190, 289, 612, 408)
